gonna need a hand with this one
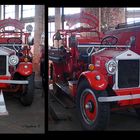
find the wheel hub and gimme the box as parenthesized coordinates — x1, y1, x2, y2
(85, 101, 94, 112)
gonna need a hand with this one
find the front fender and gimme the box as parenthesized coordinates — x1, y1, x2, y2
(78, 70, 108, 91)
(16, 62, 32, 76)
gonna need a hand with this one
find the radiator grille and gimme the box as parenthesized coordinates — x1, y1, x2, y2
(0, 55, 6, 75)
(118, 60, 139, 88)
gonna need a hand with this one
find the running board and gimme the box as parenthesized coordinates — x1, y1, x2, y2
(52, 83, 75, 109)
(56, 83, 71, 95)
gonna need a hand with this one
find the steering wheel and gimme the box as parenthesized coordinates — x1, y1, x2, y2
(101, 35, 118, 45)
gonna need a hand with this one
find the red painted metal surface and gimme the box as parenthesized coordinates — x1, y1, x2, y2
(0, 76, 11, 88)
(16, 62, 32, 76)
(49, 12, 140, 112)
(80, 71, 108, 91)
(114, 88, 140, 106)
(105, 25, 140, 54)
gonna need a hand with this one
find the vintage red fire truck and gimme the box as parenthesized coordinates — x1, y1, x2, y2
(49, 12, 140, 130)
(0, 18, 34, 106)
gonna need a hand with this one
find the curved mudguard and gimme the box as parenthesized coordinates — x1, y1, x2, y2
(78, 70, 108, 91)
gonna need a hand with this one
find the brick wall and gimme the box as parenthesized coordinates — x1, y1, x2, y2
(81, 8, 126, 32)
(101, 8, 125, 30)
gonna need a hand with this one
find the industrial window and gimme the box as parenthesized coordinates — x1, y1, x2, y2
(22, 5, 35, 18)
(127, 8, 140, 24)
(64, 8, 81, 29)
(19, 5, 21, 19)
(48, 22, 55, 46)
(48, 8, 55, 16)
(127, 18, 140, 24)
(64, 21, 80, 29)
(127, 8, 140, 11)
(48, 8, 81, 45)
(5, 5, 15, 19)
(1, 5, 4, 20)
(48, 8, 55, 46)
(64, 8, 80, 15)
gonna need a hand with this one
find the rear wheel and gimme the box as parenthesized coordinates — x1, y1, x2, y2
(20, 73, 35, 106)
(76, 79, 110, 130)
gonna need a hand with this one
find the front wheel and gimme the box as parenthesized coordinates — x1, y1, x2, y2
(20, 73, 35, 106)
(76, 79, 110, 130)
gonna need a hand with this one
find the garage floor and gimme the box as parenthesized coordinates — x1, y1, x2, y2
(0, 80, 45, 134)
(48, 84, 140, 131)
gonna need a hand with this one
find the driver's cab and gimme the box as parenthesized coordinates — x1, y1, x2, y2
(77, 35, 120, 64)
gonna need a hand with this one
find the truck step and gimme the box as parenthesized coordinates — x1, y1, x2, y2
(49, 84, 76, 109)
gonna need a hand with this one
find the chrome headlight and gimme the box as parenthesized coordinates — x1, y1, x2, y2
(106, 59, 117, 75)
(9, 55, 19, 66)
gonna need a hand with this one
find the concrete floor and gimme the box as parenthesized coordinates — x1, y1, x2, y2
(0, 81, 45, 134)
(48, 85, 140, 131)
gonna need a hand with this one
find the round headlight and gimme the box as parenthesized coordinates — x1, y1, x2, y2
(9, 55, 19, 66)
(106, 59, 117, 75)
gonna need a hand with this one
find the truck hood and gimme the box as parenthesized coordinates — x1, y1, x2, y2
(92, 48, 140, 74)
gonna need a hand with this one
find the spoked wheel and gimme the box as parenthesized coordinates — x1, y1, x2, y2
(77, 79, 110, 130)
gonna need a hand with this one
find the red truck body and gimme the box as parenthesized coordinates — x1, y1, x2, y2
(49, 12, 140, 130)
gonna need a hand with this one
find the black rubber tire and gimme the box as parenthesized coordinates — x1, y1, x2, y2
(76, 79, 110, 131)
(20, 73, 35, 106)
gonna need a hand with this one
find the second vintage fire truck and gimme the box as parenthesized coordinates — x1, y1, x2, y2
(0, 18, 34, 106)
(49, 12, 140, 130)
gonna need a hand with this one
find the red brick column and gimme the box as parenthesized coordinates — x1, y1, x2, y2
(33, 5, 45, 80)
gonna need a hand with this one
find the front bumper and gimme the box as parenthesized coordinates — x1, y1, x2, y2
(0, 80, 28, 84)
(98, 87, 140, 106)
(98, 94, 140, 102)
